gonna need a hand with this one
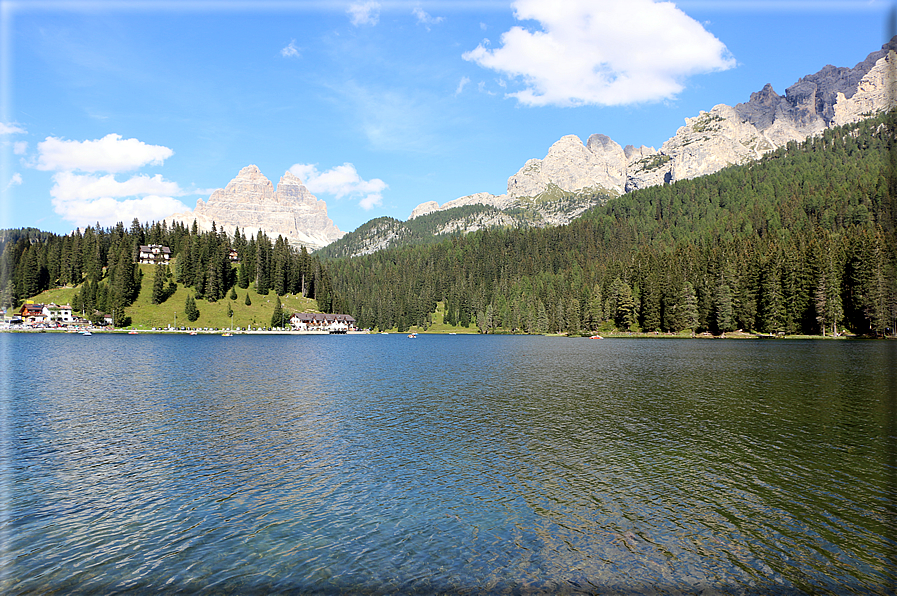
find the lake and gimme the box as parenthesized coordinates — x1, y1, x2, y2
(2, 334, 895, 594)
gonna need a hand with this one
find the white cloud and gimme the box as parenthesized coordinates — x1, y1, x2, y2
(31, 133, 186, 227)
(52, 195, 191, 230)
(462, 0, 735, 107)
(477, 81, 495, 95)
(13, 141, 27, 155)
(35, 133, 174, 173)
(290, 162, 387, 210)
(50, 172, 184, 202)
(413, 6, 444, 30)
(5, 173, 22, 190)
(455, 76, 470, 95)
(348, 1, 380, 26)
(49, 172, 189, 228)
(0, 122, 25, 135)
(281, 39, 300, 58)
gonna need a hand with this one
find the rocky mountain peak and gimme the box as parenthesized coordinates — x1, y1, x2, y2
(166, 166, 344, 251)
(277, 170, 304, 186)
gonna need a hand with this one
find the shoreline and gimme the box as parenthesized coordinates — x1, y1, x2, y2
(3, 328, 892, 339)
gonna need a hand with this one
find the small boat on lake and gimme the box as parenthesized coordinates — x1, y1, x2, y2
(222, 332, 233, 337)
(128, 330, 139, 335)
(81, 330, 92, 336)
(590, 335, 603, 339)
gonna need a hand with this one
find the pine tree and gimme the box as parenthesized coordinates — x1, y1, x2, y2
(244, 293, 252, 306)
(587, 283, 604, 330)
(760, 263, 787, 334)
(237, 262, 250, 289)
(229, 286, 237, 300)
(151, 264, 167, 304)
(713, 281, 735, 333)
(536, 300, 549, 334)
(185, 294, 200, 322)
(271, 294, 284, 328)
(680, 281, 699, 331)
(566, 295, 580, 335)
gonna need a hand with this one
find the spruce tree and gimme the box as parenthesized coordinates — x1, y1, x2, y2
(271, 295, 284, 328)
(587, 283, 604, 330)
(713, 281, 735, 333)
(185, 294, 200, 322)
(151, 264, 167, 304)
(245, 293, 252, 306)
(680, 282, 699, 331)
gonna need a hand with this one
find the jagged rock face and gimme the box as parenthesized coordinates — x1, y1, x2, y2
(832, 49, 897, 126)
(166, 165, 344, 251)
(507, 135, 626, 199)
(587, 134, 628, 191)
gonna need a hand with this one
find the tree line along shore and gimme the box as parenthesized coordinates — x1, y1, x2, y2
(2, 112, 896, 337)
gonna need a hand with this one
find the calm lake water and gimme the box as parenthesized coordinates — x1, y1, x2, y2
(2, 334, 895, 595)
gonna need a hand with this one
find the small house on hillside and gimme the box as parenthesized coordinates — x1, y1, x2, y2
(46, 304, 73, 325)
(137, 244, 172, 265)
(19, 303, 46, 325)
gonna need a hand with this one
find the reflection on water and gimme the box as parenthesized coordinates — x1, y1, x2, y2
(2, 334, 895, 594)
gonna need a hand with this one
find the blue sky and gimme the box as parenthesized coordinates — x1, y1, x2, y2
(0, 0, 893, 236)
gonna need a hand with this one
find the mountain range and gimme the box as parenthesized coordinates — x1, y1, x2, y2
(168, 37, 897, 257)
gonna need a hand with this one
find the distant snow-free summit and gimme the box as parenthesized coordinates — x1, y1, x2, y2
(166, 165, 345, 251)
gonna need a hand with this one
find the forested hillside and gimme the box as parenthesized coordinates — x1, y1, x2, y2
(327, 113, 897, 336)
(0, 219, 339, 326)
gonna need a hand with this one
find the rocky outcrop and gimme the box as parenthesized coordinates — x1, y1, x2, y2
(166, 165, 344, 251)
(408, 192, 511, 220)
(507, 135, 626, 199)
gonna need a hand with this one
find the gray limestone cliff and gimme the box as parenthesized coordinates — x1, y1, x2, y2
(166, 165, 344, 251)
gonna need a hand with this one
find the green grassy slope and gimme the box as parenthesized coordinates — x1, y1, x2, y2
(30, 264, 321, 329)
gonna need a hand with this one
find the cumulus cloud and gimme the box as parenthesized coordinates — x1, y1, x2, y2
(49, 171, 189, 228)
(290, 162, 387, 210)
(0, 122, 25, 135)
(13, 141, 27, 155)
(348, 1, 380, 26)
(50, 172, 184, 202)
(413, 6, 444, 30)
(52, 195, 191, 230)
(5, 173, 22, 190)
(32, 133, 187, 227)
(462, 0, 735, 107)
(35, 133, 173, 173)
(281, 39, 300, 58)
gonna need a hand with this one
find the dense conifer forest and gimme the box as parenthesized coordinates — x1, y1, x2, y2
(0, 219, 338, 326)
(326, 113, 897, 336)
